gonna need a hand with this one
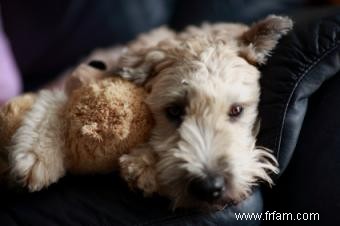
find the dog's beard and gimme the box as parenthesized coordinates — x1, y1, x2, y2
(151, 121, 278, 210)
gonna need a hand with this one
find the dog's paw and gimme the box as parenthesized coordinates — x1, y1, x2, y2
(11, 151, 63, 192)
(119, 152, 158, 195)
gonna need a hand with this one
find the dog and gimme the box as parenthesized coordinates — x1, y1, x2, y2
(2, 15, 292, 210)
(118, 15, 293, 209)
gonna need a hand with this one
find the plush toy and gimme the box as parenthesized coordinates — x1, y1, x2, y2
(0, 61, 154, 191)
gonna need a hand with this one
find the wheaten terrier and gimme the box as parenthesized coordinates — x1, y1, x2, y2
(118, 15, 293, 209)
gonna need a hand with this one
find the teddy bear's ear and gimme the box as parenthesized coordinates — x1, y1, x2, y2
(238, 15, 293, 65)
(116, 49, 170, 85)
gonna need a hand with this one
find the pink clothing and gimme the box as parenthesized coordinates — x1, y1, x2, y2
(0, 28, 22, 105)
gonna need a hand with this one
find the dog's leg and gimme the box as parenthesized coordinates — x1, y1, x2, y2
(9, 90, 67, 191)
(0, 94, 37, 183)
(119, 144, 158, 195)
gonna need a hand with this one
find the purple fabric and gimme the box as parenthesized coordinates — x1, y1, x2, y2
(0, 28, 22, 105)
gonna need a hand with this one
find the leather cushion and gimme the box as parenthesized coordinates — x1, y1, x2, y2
(257, 7, 340, 174)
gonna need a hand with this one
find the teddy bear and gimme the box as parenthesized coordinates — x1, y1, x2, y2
(0, 59, 154, 192)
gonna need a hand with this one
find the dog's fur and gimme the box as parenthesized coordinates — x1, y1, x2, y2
(118, 15, 292, 209)
(3, 15, 293, 209)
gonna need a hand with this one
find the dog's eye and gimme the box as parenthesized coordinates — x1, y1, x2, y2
(165, 104, 185, 124)
(228, 104, 243, 118)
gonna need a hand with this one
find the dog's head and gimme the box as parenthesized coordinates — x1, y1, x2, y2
(118, 15, 292, 209)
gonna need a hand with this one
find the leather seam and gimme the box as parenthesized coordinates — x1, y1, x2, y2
(275, 41, 339, 160)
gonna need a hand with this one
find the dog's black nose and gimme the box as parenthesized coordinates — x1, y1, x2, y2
(188, 174, 225, 202)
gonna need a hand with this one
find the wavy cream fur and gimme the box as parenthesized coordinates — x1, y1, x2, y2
(119, 15, 292, 209)
(9, 90, 67, 191)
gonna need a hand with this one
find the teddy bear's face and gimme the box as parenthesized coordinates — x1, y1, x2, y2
(63, 61, 154, 173)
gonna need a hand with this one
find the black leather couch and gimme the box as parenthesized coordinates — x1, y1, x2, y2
(0, 1, 339, 225)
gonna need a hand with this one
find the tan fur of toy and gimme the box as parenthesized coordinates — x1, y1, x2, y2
(64, 77, 153, 173)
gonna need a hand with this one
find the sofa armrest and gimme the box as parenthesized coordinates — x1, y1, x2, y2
(257, 7, 340, 174)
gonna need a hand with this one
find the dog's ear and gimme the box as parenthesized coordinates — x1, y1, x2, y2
(116, 49, 172, 85)
(238, 15, 293, 65)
